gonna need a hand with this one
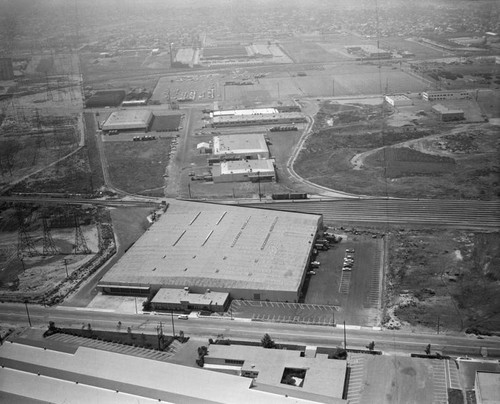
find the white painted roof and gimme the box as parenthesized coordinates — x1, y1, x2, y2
(213, 134, 268, 156)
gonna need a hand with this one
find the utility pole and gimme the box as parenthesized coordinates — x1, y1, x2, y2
(257, 171, 261, 201)
(24, 301, 32, 327)
(343, 320, 347, 349)
(188, 183, 192, 199)
(63, 258, 69, 278)
(170, 311, 176, 337)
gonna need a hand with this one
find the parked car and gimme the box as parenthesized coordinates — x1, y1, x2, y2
(308, 271, 316, 275)
(310, 261, 320, 268)
(342, 266, 352, 271)
(346, 248, 355, 253)
(177, 314, 189, 320)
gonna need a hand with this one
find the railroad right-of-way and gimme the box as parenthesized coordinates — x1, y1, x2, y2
(242, 198, 500, 230)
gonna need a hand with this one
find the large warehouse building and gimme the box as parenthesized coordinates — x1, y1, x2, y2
(98, 201, 322, 302)
(101, 109, 154, 132)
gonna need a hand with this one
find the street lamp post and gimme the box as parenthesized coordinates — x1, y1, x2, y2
(24, 301, 32, 327)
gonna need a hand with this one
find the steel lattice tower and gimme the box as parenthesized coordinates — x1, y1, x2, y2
(17, 211, 38, 258)
(73, 213, 90, 254)
(42, 217, 59, 256)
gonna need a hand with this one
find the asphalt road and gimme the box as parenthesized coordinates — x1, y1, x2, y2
(3, 303, 499, 359)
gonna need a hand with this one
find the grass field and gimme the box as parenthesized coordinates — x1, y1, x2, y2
(364, 147, 456, 177)
(104, 139, 171, 196)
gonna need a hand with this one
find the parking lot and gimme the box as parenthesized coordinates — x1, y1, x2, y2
(228, 236, 384, 327)
(229, 300, 336, 326)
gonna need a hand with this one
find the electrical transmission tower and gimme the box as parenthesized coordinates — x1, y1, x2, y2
(42, 217, 59, 256)
(17, 211, 38, 258)
(73, 213, 91, 254)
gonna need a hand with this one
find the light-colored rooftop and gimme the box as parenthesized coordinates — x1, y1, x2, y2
(0, 342, 325, 404)
(212, 108, 279, 117)
(102, 109, 153, 130)
(219, 159, 275, 175)
(207, 345, 347, 399)
(213, 134, 268, 156)
(386, 94, 411, 101)
(432, 104, 464, 114)
(152, 288, 229, 306)
(212, 112, 305, 124)
(476, 371, 500, 403)
(100, 201, 319, 293)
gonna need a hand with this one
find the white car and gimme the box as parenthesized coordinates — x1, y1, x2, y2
(342, 266, 352, 271)
(177, 314, 189, 320)
(308, 271, 316, 275)
(310, 261, 320, 268)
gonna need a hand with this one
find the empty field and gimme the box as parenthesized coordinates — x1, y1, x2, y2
(365, 147, 456, 177)
(104, 139, 171, 196)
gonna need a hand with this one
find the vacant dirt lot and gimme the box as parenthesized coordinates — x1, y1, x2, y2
(294, 101, 500, 200)
(385, 229, 500, 335)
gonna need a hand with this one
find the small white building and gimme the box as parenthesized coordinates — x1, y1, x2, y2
(151, 288, 229, 312)
(212, 134, 269, 160)
(212, 159, 275, 183)
(197, 142, 212, 154)
(385, 94, 413, 107)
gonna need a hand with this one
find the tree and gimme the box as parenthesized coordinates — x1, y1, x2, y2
(425, 344, 431, 355)
(328, 347, 347, 360)
(261, 333, 276, 349)
(366, 341, 375, 351)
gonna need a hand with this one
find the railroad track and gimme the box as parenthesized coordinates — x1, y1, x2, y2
(242, 199, 500, 229)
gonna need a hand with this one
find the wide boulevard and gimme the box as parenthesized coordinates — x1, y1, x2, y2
(2, 303, 499, 359)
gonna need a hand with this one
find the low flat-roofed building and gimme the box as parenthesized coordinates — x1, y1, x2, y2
(151, 288, 229, 312)
(431, 104, 465, 122)
(212, 159, 275, 183)
(475, 371, 500, 404)
(197, 142, 212, 154)
(359, 45, 392, 58)
(99, 200, 321, 302)
(0, 339, 330, 404)
(385, 94, 413, 107)
(101, 109, 153, 132)
(212, 112, 306, 128)
(422, 90, 471, 101)
(212, 108, 279, 117)
(205, 344, 347, 403)
(212, 134, 269, 160)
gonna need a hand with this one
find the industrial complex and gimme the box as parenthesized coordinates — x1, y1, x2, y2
(98, 201, 322, 302)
